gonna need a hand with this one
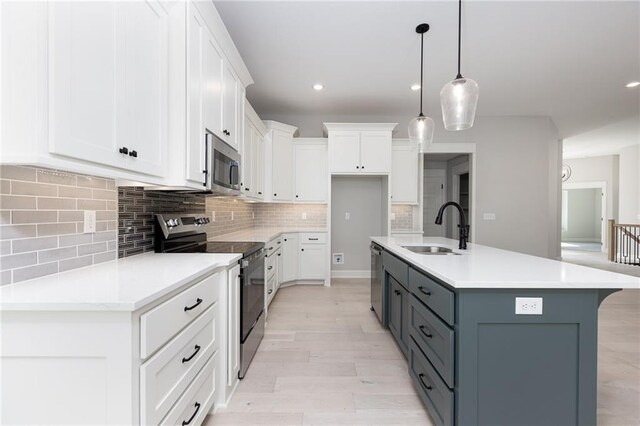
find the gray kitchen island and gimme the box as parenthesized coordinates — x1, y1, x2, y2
(370, 236, 640, 426)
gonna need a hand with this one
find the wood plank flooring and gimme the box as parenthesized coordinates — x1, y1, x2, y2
(205, 279, 640, 425)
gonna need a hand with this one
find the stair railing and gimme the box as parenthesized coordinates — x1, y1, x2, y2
(608, 219, 640, 266)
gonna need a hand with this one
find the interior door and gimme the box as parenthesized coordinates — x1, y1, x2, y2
(424, 173, 446, 237)
(360, 131, 391, 173)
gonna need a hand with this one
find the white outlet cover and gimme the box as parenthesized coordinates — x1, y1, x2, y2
(211, 211, 216, 222)
(515, 297, 543, 315)
(83, 210, 96, 233)
(483, 213, 497, 220)
(345, 212, 350, 220)
(302, 212, 307, 220)
(391, 213, 396, 220)
(231, 211, 234, 221)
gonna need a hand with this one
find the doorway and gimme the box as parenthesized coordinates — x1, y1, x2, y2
(561, 183, 606, 252)
(423, 153, 472, 240)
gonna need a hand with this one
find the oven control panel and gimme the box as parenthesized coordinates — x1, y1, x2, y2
(156, 214, 211, 238)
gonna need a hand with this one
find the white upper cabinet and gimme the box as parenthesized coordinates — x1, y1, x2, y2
(263, 121, 297, 202)
(325, 123, 397, 174)
(242, 101, 265, 200)
(294, 140, 328, 202)
(202, 27, 224, 143)
(220, 65, 239, 149)
(49, 1, 168, 177)
(391, 140, 419, 204)
(241, 116, 254, 195)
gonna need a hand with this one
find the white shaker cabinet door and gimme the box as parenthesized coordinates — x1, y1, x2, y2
(49, 2, 124, 169)
(294, 144, 327, 202)
(329, 131, 360, 173)
(120, 0, 168, 177)
(282, 234, 299, 283)
(299, 244, 326, 280)
(271, 130, 294, 201)
(241, 117, 253, 195)
(359, 131, 391, 173)
(391, 143, 419, 204)
(254, 128, 265, 198)
(227, 264, 241, 387)
(221, 64, 238, 149)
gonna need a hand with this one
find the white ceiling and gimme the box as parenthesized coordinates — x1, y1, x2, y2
(215, 1, 640, 140)
(563, 117, 640, 159)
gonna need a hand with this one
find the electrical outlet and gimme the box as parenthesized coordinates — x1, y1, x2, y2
(211, 211, 216, 222)
(231, 211, 234, 221)
(345, 212, 350, 220)
(515, 297, 543, 315)
(333, 253, 344, 264)
(391, 213, 396, 220)
(483, 213, 496, 220)
(302, 212, 307, 220)
(83, 211, 96, 233)
(252, 212, 255, 220)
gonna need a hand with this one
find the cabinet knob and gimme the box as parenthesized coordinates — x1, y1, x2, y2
(274, 193, 277, 196)
(356, 166, 359, 169)
(361, 165, 364, 169)
(301, 248, 304, 252)
(295, 195, 299, 198)
(129, 150, 138, 158)
(245, 188, 250, 191)
(394, 290, 401, 295)
(119, 147, 129, 155)
(258, 192, 262, 195)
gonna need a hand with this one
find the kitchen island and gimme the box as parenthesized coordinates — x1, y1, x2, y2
(370, 236, 640, 426)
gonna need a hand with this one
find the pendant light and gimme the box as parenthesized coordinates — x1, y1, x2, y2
(408, 23, 435, 152)
(440, 0, 479, 131)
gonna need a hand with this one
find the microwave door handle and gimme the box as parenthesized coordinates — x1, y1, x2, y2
(230, 163, 238, 186)
(203, 132, 210, 187)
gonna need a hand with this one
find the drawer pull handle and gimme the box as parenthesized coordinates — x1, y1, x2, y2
(182, 345, 201, 363)
(394, 290, 401, 296)
(268, 289, 273, 294)
(268, 266, 273, 271)
(419, 325, 433, 338)
(184, 298, 203, 312)
(418, 373, 433, 390)
(308, 238, 319, 241)
(182, 402, 201, 425)
(417, 286, 432, 296)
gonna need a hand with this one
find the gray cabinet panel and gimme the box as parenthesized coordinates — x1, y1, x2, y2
(409, 295, 454, 388)
(383, 251, 409, 288)
(409, 268, 455, 325)
(409, 337, 454, 426)
(388, 276, 409, 358)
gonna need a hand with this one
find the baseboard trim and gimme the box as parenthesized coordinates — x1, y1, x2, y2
(331, 270, 371, 279)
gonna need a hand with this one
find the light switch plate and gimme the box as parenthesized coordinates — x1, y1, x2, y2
(515, 297, 543, 315)
(345, 212, 350, 220)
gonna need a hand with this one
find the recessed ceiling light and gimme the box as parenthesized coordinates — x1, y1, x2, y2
(626, 81, 640, 88)
(313, 84, 324, 91)
(411, 84, 421, 91)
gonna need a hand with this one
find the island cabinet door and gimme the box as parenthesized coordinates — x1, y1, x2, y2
(388, 276, 409, 357)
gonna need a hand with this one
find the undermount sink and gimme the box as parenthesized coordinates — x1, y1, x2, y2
(401, 245, 460, 255)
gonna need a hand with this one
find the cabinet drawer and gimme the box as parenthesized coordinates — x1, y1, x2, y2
(409, 296, 454, 388)
(141, 305, 217, 425)
(140, 273, 219, 359)
(409, 338, 454, 426)
(266, 238, 280, 255)
(266, 273, 277, 304)
(160, 352, 217, 426)
(266, 252, 277, 277)
(383, 251, 408, 288)
(409, 268, 455, 325)
(299, 233, 326, 244)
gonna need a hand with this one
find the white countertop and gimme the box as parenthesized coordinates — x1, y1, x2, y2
(208, 227, 327, 243)
(0, 253, 241, 311)
(372, 236, 640, 290)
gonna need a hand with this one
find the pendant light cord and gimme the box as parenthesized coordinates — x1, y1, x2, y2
(456, 0, 463, 79)
(419, 31, 424, 115)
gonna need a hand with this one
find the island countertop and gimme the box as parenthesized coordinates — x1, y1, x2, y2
(0, 252, 241, 312)
(371, 236, 640, 290)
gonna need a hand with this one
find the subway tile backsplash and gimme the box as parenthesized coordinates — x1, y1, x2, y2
(391, 204, 414, 231)
(0, 166, 117, 285)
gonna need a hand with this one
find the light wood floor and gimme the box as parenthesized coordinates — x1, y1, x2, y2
(205, 279, 640, 425)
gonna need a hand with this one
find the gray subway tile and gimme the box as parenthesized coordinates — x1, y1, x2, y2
(1, 270, 11, 285)
(13, 262, 58, 283)
(94, 251, 116, 264)
(0, 240, 11, 255)
(59, 255, 93, 272)
(0, 165, 37, 182)
(58, 210, 84, 222)
(11, 181, 57, 197)
(12, 236, 58, 253)
(37, 223, 76, 237)
(77, 199, 107, 210)
(58, 186, 93, 199)
(37, 197, 76, 210)
(1, 195, 37, 210)
(93, 189, 116, 201)
(78, 242, 107, 256)
(93, 231, 116, 243)
(77, 176, 107, 189)
(0, 224, 37, 240)
(58, 233, 93, 247)
(11, 210, 58, 224)
(0, 252, 37, 270)
(0, 211, 9, 225)
(38, 246, 77, 263)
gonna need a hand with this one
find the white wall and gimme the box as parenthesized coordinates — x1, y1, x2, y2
(618, 144, 640, 223)
(562, 188, 602, 242)
(563, 155, 619, 222)
(277, 114, 561, 259)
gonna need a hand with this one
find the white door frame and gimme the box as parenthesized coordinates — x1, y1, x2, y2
(420, 143, 477, 242)
(562, 181, 607, 252)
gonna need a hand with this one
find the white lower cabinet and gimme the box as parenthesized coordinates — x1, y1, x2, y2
(0, 267, 238, 426)
(300, 243, 327, 280)
(281, 234, 300, 283)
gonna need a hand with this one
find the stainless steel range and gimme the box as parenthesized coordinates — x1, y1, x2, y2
(155, 214, 265, 379)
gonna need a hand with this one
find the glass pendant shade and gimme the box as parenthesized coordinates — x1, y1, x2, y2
(440, 77, 479, 131)
(408, 114, 435, 152)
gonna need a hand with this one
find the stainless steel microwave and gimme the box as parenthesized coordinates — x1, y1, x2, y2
(205, 130, 241, 196)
